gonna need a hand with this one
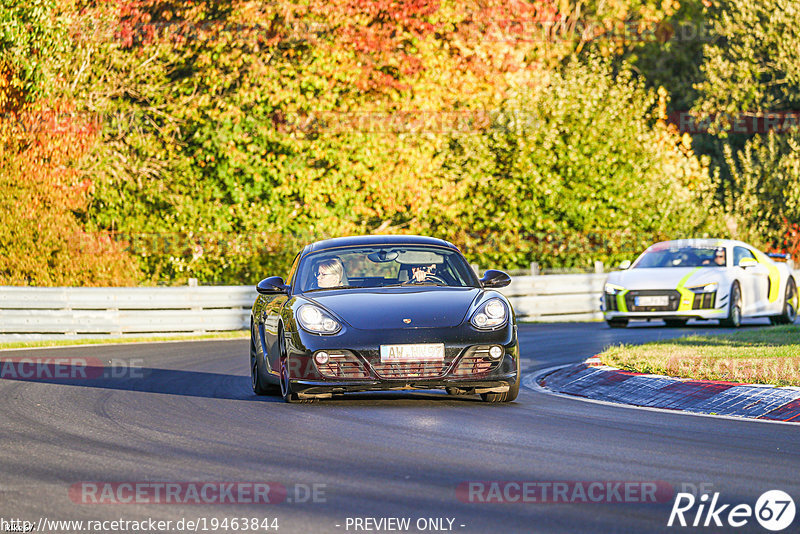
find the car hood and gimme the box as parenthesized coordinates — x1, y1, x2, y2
(608, 267, 722, 290)
(304, 287, 481, 329)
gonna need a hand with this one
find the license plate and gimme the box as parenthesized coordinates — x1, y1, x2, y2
(380, 343, 445, 362)
(635, 296, 669, 306)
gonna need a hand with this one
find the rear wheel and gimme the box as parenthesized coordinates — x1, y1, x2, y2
(250, 321, 273, 395)
(772, 278, 798, 325)
(606, 318, 628, 328)
(664, 318, 688, 328)
(720, 283, 742, 327)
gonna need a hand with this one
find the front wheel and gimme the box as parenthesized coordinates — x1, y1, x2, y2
(279, 358, 298, 403)
(481, 356, 520, 403)
(481, 379, 520, 403)
(606, 318, 628, 328)
(772, 278, 798, 325)
(720, 283, 742, 327)
(278, 328, 314, 404)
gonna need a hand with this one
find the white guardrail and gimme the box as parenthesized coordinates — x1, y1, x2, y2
(0, 274, 607, 340)
(2, 270, 797, 339)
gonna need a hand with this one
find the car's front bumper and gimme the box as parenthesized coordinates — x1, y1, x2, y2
(284, 323, 520, 396)
(292, 374, 517, 398)
(601, 288, 727, 321)
(603, 309, 727, 321)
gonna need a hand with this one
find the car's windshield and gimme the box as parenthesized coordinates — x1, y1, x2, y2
(295, 246, 478, 292)
(632, 246, 726, 268)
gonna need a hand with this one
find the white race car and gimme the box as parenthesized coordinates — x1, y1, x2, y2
(602, 239, 798, 328)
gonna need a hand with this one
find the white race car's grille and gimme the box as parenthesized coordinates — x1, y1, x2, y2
(692, 292, 716, 309)
(625, 290, 681, 312)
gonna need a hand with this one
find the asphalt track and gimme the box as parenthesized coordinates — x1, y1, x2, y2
(1, 321, 798, 534)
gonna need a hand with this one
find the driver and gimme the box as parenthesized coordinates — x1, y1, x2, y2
(411, 263, 436, 283)
(702, 247, 726, 266)
(315, 258, 344, 288)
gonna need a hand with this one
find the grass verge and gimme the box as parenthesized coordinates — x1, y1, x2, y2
(0, 330, 248, 351)
(601, 325, 800, 387)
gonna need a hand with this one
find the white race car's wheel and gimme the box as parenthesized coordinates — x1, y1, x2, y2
(606, 318, 628, 328)
(720, 282, 742, 328)
(772, 278, 798, 325)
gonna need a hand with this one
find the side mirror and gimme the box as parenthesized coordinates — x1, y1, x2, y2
(256, 276, 289, 294)
(480, 269, 511, 288)
(738, 258, 758, 269)
(618, 260, 632, 270)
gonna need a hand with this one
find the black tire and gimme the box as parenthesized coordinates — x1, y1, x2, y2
(250, 321, 273, 395)
(481, 354, 520, 403)
(664, 318, 688, 328)
(720, 282, 742, 327)
(481, 380, 519, 403)
(773, 278, 798, 325)
(606, 318, 628, 328)
(278, 326, 314, 403)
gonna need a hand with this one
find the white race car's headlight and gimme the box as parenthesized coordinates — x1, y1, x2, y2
(688, 282, 718, 293)
(605, 283, 625, 295)
(297, 304, 341, 334)
(471, 298, 508, 329)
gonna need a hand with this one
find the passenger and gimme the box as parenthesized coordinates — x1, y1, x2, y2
(315, 258, 344, 288)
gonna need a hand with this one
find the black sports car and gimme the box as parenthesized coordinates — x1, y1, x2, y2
(250, 235, 520, 403)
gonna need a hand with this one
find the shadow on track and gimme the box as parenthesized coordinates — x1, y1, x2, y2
(0, 364, 497, 404)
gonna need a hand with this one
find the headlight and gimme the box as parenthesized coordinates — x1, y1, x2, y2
(296, 304, 341, 334)
(605, 283, 625, 295)
(688, 282, 718, 293)
(471, 298, 508, 329)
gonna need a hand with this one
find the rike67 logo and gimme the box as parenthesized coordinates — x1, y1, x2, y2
(668, 490, 796, 531)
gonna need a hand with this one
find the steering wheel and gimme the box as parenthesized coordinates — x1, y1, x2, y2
(403, 274, 447, 285)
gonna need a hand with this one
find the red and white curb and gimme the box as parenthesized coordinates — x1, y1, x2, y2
(525, 359, 800, 423)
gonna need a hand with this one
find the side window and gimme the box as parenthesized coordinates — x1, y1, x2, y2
(733, 246, 756, 266)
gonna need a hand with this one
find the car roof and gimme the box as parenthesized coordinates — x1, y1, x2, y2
(303, 235, 460, 254)
(646, 238, 753, 250)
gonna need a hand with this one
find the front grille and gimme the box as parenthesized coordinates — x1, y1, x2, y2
(371, 360, 446, 379)
(692, 291, 716, 310)
(452, 346, 502, 376)
(316, 351, 370, 379)
(605, 294, 619, 311)
(624, 290, 681, 312)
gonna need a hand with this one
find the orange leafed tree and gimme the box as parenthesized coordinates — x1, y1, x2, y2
(0, 101, 141, 285)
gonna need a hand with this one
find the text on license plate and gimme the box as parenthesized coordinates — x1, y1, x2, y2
(380, 343, 445, 362)
(635, 296, 669, 306)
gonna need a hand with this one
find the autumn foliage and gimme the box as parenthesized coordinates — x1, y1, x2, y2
(5, 0, 779, 286)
